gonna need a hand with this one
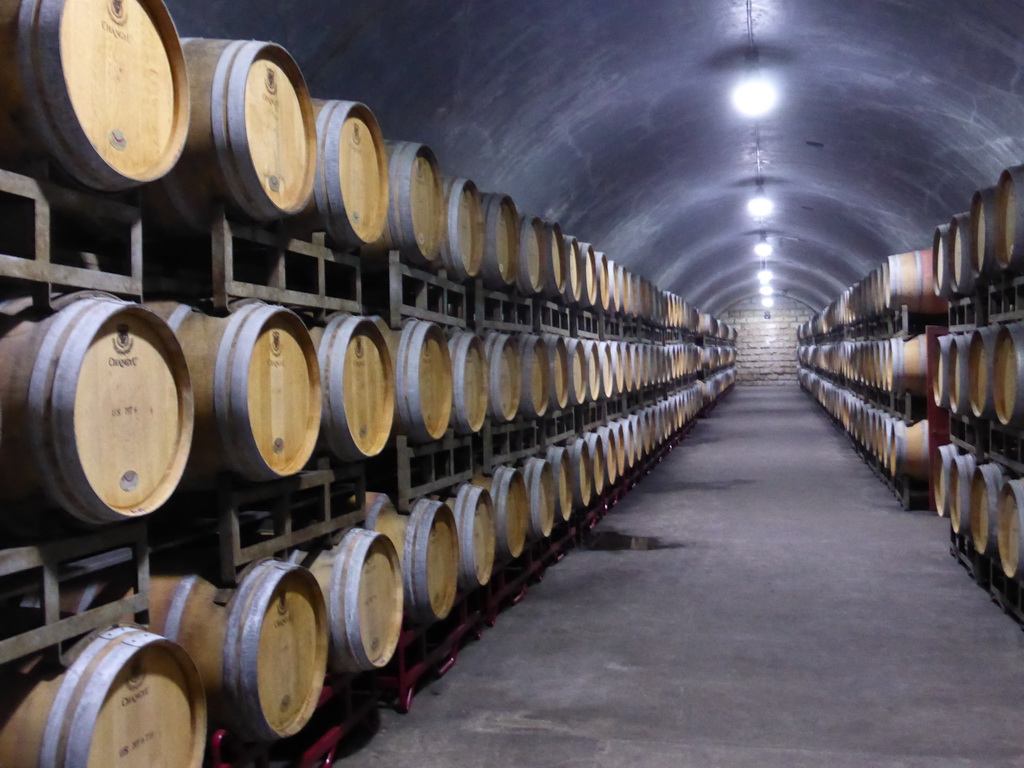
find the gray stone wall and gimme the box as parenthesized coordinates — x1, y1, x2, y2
(721, 296, 812, 387)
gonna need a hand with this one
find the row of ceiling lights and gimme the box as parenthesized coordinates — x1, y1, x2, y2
(733, 74, 778, 308)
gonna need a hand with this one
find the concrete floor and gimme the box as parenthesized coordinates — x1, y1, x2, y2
(344, 387, 1024, 767)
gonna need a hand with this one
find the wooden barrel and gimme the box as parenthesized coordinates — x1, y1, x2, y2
(932, 225, 954, 300)
(154, 39, 316, 228)
(476, 467, 529, 561)
(607, 259, 622, 313)
(308, 528, 403, 673)
(580, 340, 605, 400)
(308, 100, 389, 249)
(994, 322, 1024, 426)
(562, 236, 583, 304)
(948, 453, 978, 535)
(948, 214, 975, 296)
(0, 626, 206, 768)
(997, 165, 1024, 272)
(543, 334, 570, 411)
(517, 334, 550, 418)
(931, 333, 954, 408)
(888, 335, 926, 396)
(933, 444, 958, 518)
(312, 313, 393, 461)
(598, 341, 615, 398)
(393, 320, 453, 443)
(565, 438, 594, 510)
(0, 296, 193, 524)
(598, 425, 622, 484)
(439, 177, 484, 280)
(522, 457, 556, 539)
(614, 418, 636, 469)
(0, 0, 190, 191)
(483, 332, 521, 423)
(594, 251, 612, 311)
(544, 446, 574, 522)
(584, 431, 607, 497)
(541, 221, 567, 298)
(888, 420, 930, 481)
(887, 250, 948, 313)
(480, 193, 519, 289)
(448, 331, 488, 435)
(365, 493, 459, 625)
(968, 325, 998, 420)
(155, 301, 321, 483)
(449, 483, 496, 590)
(998, 478, 1024, 579)
(150, 560, 328, 742)
(970, 463, 1006, 558)
(375, 140, 444, 266)
(606, 341, 624, 397)
(971, 186, 1000, 283)
(949, 333, 971, 416)
(566, 338, 589, 406)
(515, 215, 546, 295)
(578, 242, 598, 307)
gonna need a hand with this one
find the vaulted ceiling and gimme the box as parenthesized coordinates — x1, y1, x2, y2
(166, 0, 1024, 314)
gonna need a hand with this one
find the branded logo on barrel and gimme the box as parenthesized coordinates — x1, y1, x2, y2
(266, 67, 278, 95)
(110, 324, 139, 367)
(352, 122, 361, 146)
(272, 330, 282, 356)
(109, 0, 127, 25)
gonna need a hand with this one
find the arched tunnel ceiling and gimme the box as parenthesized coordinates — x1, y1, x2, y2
(165, 0, 1024, 314)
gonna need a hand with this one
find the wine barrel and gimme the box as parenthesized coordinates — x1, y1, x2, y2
(373, 140, 444, 266)
(931, 333, 954, 408)
(997, 165, 1024, 272)
(614, 417, 636, 469)
(968, 325, 998, 420)
(516, 215, 546, 295)
(889, 335, 926, 396)
(543, 334, 570, 411)
(0, 296, 193, 524)
(597, 425, 622, 484)
(594, 251, 612, 311)
(308, 528, 403, 673)
(562, 236, 583, 304)
(970, 463, 1006, 558)
(888, 249, 947, 312)
(308, 100, 389, 249)
(606, 341, 623, 397)
(932, 225, 954, 300)
(933, 444, 958, 518)
(607, 258, 622, 313)
(541, 221, 567, 298)
(522, 457, 556, 539)
(365, 493, 459, 625)
(154, 301, 320, 483)
(566, 338, 589, 406)
(584, 431, 607, 497)
(449, 483, 496, 590)
(949, 333, 971, 416)
(565, 438, 594, 511)
(998, 478, 1024, 579)
(971, 186, 1000, 283)
(393, 320, 453, 443)
(312, 313, 393, 461)
(448, 331, 488, 435)
(948, 214, 976, 296)
(0, 0, 189, 192)
(544, 445, 574, 522)
(480, 193, 519, 289)
(483, 332, 521, 423)
(154, 39, 316, 228)
(0, 626, 206, 768)
(578, 242, 598, 307)
(517, 334, 550, 418)
(949, 453, 978, 535)
(994, 322, 1024, 426)
(150, 559, 328, 742)
(580, 340, 604, 400)
(475, 467, 529, 561)
(440, 177, 484, 280)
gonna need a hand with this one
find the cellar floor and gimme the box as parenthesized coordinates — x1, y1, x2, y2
(341, 386, 1024, 767)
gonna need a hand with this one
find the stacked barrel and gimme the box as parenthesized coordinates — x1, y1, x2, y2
(929, 164, 1024, 589)
(797, 250, 948, 502)
(0, 0, 738, 765)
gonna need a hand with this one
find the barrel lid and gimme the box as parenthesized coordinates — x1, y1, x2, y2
(337, 105, 388, 243)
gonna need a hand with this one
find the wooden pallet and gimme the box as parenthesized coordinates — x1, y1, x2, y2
(470, 280, 533, 333)
(363, 251, 468, 330)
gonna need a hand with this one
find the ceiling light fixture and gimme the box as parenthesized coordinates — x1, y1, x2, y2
(748, 195, 773, 218)
(758, 269, 773, 284)
(754, 241, 773, 258)
(759, 285, 774, 297)
(732, 76, 777, 117)
(762, 297, 775, 308)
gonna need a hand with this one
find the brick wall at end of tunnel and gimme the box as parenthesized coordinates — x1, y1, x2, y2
(721, 295, 812, 387)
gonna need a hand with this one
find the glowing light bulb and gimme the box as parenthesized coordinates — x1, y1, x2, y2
(759, 285, 774, 297)
(754, 242, 773, 258)
(758, 269, 773, 284)
(748, 196, 773, 218)
(762, 297, 775, 308)
(732, 77, 777, 117)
